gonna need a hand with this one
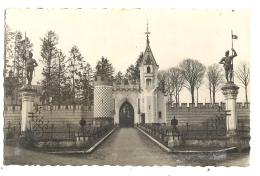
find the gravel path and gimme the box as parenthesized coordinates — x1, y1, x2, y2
(4, 128, 250, 166)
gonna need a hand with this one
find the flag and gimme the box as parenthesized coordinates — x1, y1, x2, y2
(232, 35, 238, 39)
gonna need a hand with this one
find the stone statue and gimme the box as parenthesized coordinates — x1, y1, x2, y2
(219, 48, 237, 82)
(25, 51, 38, 85)
(96, 64, 101, 75)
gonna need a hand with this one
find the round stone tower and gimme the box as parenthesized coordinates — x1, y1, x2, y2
(93, 75, 114, 126)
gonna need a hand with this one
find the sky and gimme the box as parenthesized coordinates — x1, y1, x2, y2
(5, 9, 251, 103)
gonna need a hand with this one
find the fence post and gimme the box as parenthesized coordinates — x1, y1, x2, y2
(185, 122, 190, 137)
(13, 126, 16, 137)
(241, 124, 245, 138)
(51, 124, 54, 138)
(66, 123, 72, 138)
(206, 121, 209, 138)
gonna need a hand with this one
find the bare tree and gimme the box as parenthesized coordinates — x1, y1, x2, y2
(205, 64, 224, 103)
(167, 67, 185, 105)
(158, 70, 172, 106)
(157, 70, 168, 81)
(195, 77, 203, 105)
(179, 59, 206, 103)
(205, 74, 212, 104)
(157, 70, 168, 90)
(235, 61, 250, 102)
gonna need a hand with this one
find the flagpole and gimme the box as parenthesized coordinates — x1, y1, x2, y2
(231, 30, 234, 82)
(25, 32, 26, 53)
(24, 31, 27, 85)
(231, 30, 233, 50)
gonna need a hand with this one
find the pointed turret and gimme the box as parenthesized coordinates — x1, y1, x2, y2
(138, 22, 160, 123)
(141, 22, 158, 66)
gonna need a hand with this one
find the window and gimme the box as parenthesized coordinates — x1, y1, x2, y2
(147, 66, 151, 73)
(146, 79, 152, 87)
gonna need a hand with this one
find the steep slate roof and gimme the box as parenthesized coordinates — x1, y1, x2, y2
(140, 22, 158, 66)
(142, 43, 158, 66)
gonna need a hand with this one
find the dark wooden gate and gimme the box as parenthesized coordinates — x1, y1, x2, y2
(119, 101, 134, 127)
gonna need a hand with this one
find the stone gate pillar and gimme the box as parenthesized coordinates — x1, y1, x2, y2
(19, 85, 37, 133)
(221, 82, 239, 133)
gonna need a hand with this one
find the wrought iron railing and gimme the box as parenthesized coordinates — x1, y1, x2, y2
(4, 112, 115, 141)
(28, 112, 115, 140)
(4, 121, 21, 139)
(138, 106, 249, 140)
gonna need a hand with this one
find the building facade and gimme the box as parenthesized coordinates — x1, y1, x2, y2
(93, 31, 167, 126)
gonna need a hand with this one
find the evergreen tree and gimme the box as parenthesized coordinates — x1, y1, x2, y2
(4, 25, 15, 78)
(115, 71, 123, 84)
(52, 50, 66, 108)
(95, 56, 114, 77)
(39, 31, 59, 104)
(77, 63, 93, 106)
(66, 45, 85, 106)
(125, 52, 143, 84)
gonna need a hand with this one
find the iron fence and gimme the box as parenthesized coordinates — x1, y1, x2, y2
(30, 112, 114, 140)
(138, 106, 250, 140)
(4, 114, 115, 141)
(4, 121, 21, 139)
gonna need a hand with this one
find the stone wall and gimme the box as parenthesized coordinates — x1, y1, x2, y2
(166, 102, 250, 127)
(4, 105, 94, 131)
(4, 102, 250, 130)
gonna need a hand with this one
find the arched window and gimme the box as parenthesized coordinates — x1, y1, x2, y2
(146, 79, 152, 87)
(147, 66, 151, 73)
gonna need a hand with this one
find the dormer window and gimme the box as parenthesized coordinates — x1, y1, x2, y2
(147, 66, 151, 73)
(146, 55, 152, 64)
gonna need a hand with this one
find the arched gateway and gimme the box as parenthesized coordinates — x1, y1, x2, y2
(93, 24, 167, 126)
(119, 101, 134, 127)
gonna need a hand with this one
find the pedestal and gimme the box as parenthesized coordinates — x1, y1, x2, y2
(168, 135, 181, 147)
(75, 136, 89, 148)
(19, 84, 37, 133)
(93, 117, 113, 127)
(221, 82, 239, 133)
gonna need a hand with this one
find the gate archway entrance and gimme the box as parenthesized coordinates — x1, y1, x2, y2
(119, 101, 134, 127)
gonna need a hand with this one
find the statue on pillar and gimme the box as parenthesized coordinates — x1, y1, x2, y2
(96, 64, 101, 75)
(25, 51, 38, 85)
(219, 48, 237, 82)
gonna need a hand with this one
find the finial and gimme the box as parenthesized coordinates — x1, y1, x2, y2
(145, 19, 150, 44)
